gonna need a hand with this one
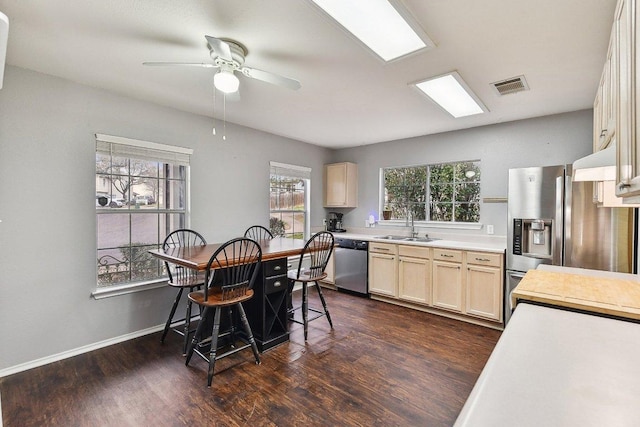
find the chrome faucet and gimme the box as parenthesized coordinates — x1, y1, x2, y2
(407, 211, 418, 238)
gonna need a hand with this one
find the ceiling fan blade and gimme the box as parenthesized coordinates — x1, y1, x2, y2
(241, 67, 301, 90)
(205, 35, 232, 61)
(143, 62, 217, 68)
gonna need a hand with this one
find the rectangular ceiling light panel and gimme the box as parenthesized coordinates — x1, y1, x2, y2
(311, 0, 433, 61)
(415, 72, 487, 118)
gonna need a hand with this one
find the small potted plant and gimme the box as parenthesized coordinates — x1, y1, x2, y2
(382, 206, 392, 220)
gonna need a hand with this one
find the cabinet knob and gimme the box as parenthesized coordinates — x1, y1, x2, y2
(273, 281, 281, 287)
(441, 254, 453, 258)
(475, 257, 490, 262)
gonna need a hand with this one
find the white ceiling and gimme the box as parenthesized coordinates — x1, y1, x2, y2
(0, 0, 616, 148)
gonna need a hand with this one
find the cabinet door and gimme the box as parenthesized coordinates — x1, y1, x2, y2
(368, 252, 397, 297)
(466, 265, 503, 322)
(432, 260, 462, 312)
(324, 162, 358, 207)
(398, 256, 431, 305)
(616, 0, 638, 196)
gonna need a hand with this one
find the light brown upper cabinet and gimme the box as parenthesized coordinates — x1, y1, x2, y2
(613, 0, 640, 200)
(323, 162, 358, 207)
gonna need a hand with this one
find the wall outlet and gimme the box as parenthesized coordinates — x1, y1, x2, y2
(486, 224, 494, 235)
(322, 219, 327, 226)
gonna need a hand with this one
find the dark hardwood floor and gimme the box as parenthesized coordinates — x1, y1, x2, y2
(1, 289, 501, 426)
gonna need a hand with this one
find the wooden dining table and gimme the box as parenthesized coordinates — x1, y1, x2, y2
(149, 237, 308, 351)
(148, 237, 307, 271)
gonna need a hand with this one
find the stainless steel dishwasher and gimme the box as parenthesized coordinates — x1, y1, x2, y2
(334, 237, 368, 295)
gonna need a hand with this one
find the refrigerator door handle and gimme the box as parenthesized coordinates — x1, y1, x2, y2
(555, 175, 564, 266)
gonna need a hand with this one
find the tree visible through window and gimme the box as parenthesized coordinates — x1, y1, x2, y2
(269, 162, 310, 239)
(383, 161, 481, 222)
(95, 134, 192, 288)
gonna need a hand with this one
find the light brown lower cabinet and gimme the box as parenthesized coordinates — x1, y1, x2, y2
(398, 253, 431, 305)
(432, 259, 463, 312)
(368, 242, 398, 297)
(369, 244, 504, 327)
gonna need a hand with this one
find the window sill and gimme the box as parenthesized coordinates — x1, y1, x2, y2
(378, 220, 483, 230)
(91, 278, 168, 300)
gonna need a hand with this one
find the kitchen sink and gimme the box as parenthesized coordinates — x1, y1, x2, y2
(402, 237, 440, 242)
(374, 235, 409, 240)
(374, 235, 440, 243)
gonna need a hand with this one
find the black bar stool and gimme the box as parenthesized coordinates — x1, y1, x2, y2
(185, 237, 262, 387)
(160, 229, 207, 355)
(287, 231, 334, 340)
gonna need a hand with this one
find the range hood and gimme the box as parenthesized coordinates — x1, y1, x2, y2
(572, 145, 616, 182)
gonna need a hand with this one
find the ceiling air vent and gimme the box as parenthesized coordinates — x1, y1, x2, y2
(491, 75, 529, 96)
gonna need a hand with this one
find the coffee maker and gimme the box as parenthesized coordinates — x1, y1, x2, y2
(327, 212, 346, 232)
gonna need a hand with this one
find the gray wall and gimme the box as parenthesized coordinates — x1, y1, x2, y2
(0, 66, 331, 372)
(331, 110, 593, 236)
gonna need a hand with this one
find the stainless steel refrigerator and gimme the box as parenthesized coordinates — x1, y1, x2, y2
(506, 165, 636, 324)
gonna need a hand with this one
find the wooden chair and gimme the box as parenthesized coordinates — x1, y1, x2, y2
(185, 238, 262, 387)
(244, 225, 274, 242)
(161, 229, 207, 355)
(287, 231, 334, 340)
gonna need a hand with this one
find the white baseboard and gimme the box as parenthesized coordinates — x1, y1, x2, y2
(0, 324, 165, 378)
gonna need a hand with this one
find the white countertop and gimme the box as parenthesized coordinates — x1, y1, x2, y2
(454, 303, 640, 426)
(330, 231, 506, 253)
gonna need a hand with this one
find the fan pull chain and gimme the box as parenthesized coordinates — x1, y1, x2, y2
(212, 85, 217, 135)
(223, 93, 227, 141)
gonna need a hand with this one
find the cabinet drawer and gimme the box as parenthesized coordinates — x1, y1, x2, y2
(467, 251, 502, 267)
(264, 258, 288, 277)
(369, 242, 398, 255)
(264, 275, 287, 294)
(398, 245, 430, 259)
(433, 248, 462, 263)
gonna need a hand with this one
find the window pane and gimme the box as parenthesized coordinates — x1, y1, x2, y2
(130, 245, 163, 282)
(290, 212, 306, 239)
(454, 161, 481, 182)
(454, 203, 480, 222)
(159, 213, 186, 238)
(407, 203, 427, 220)
(455, 182, 481, 203)
(97, 248, 130, 286)
(430, 203, 453, 221)
(97, 213, 130, 249)
(430, 183, 453, 203)
(270, 214, 286, 237)
(430, 163, 454, 183)
(161, 178, 186, 210)
(131, 213, 159, 246)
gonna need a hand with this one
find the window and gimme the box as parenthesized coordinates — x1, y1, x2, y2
(383, 160, 481, 223)
(95, 134, 192, 292)
(269, 162, 310, 239)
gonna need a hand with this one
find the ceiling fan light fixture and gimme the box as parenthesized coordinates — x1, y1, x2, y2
(214, 69, 240, 94)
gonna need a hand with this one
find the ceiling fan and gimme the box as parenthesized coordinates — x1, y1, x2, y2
(143, 35, 301, 94)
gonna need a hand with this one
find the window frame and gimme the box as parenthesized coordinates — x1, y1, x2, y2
(380, 160, 482, 229)
(92, 134, 193, 299)
(269, 161, 311, 240)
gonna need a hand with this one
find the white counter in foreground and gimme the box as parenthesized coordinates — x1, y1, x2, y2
(454, 303, 640, 427)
